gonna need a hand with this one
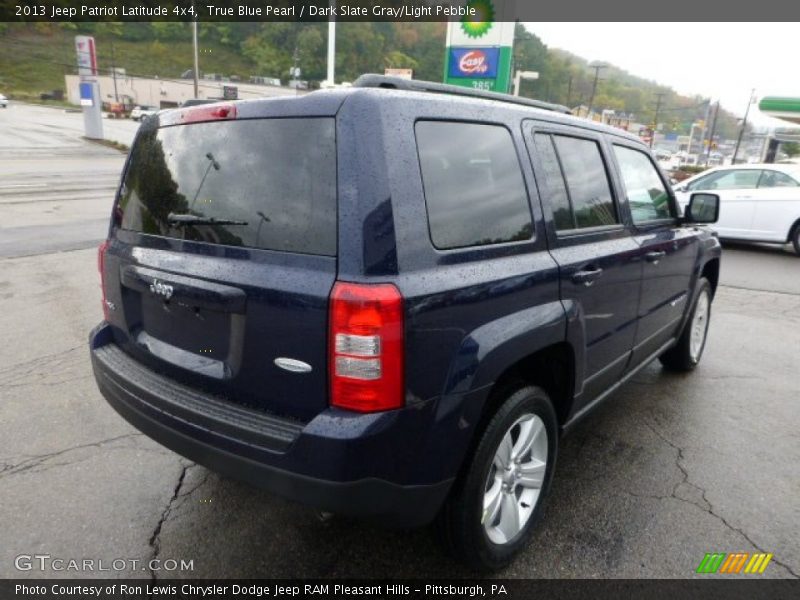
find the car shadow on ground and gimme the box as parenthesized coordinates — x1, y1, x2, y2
(154, 363, 699, 578)
(719, 240, 794, 256)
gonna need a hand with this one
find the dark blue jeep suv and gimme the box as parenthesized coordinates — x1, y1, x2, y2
(90, 75, 721, 570)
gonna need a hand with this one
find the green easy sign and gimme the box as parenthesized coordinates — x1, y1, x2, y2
(443, 1, 514, 93)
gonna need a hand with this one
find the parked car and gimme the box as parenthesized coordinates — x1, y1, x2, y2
(674, 164, 800, 254)
(90, 75, 721, 570)
(130, 105, 158, 121)
(0, 93, 8, 108)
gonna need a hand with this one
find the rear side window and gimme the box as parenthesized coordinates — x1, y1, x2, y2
(533, 133, 572, 230)
(551, 135, 617, 229)
(118, 118, 337, 256)
(415, 121, 532, 249)
(758, 170, 799, 188)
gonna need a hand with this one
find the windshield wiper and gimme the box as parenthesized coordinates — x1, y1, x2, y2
(167, 213, 248, 226)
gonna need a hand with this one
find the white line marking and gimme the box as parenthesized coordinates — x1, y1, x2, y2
(0, 183, 49, 189)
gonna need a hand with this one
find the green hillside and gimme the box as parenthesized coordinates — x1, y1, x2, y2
(0, 24, 258, 100)
(0, 22, 741, 138)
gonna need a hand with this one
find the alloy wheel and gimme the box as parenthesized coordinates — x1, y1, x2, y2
(689, 290, 710, 361)
(482, 413, 548, 545)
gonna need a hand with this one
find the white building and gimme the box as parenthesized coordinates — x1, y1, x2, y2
(64, 74, 300, 108)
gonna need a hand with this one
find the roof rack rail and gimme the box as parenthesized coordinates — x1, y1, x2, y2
(352, 74, 572, 115)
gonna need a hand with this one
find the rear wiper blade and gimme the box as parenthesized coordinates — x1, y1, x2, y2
(167, 213, 248, 226)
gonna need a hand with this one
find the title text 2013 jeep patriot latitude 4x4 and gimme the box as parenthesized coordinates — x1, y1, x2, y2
(90, 75, 722, 570)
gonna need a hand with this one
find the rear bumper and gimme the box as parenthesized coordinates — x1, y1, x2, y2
(89, 323, 452, 527)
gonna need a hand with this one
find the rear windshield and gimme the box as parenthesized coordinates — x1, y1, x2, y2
(118, 118, 337, 256)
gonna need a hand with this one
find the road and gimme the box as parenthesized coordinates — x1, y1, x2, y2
(0, 103, 798, 579)
(0, 103, 135, 258)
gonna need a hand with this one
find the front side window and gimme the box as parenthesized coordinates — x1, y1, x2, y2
(552, 135, 618, 229)
(688, 169, 761, 191)
(415, 121, 533, 249)
(613, 145, 673, 223)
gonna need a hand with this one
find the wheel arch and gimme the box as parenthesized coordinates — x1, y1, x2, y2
(701, 257, 720, 297)
(787, 217, 800, 243)
(437, 341, 576, 500)
(481, 342, 576, 429)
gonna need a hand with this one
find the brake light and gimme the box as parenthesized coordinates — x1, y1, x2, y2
(98, 240, 110, 321)
(159, 103, 237, 126)
(329, 282, 404, 412)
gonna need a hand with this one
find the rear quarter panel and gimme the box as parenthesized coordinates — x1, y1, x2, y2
(336, 91, 568, 480)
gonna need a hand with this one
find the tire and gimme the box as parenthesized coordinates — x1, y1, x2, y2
(791, 223, 800, 256)
(435, 382, 558, 571)
(659, 277, 712, 372)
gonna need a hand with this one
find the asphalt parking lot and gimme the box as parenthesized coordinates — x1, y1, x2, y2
(1, 103, 798, 579)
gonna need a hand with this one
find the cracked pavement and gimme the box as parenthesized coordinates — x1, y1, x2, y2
(2, 246, 797, 579)
(1, 108, 798, 578)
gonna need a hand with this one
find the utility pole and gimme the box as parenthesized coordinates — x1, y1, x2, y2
(705, 101, 720, 167)
(732, 89, 756, 165)
(110, 41, 118, 103)
(696, 98, 712, 156)
(566, 75, 573, 108)
(586, 63, 607, 119)
(192, 14, 199, 99)
(650, 92, 666, 148)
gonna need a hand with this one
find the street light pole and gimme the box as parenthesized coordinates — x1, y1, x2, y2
(192, 15, 199, 99)
(732, 89, 756, 165)
(687, 121, 697, 154)
(326, 0, 336, 86)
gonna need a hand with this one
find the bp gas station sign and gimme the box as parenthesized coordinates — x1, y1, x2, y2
(444, 0, 514, 93)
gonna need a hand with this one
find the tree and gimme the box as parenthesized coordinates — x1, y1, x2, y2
(782, 142, 800, 158)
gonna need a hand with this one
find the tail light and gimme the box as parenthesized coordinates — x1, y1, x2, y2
(98, 240, 110, 321)
(329, 282, 404, 412)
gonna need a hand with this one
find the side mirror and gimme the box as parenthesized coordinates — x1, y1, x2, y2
(685, 192, 720, 224)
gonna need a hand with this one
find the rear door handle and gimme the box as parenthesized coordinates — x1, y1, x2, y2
(645, 251, 666, 264)
(572, 268, 604, 286)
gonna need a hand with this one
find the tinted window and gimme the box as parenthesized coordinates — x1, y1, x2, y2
(416, 121, 532, 249)
(688, 169, 761, 191)
(118, 118, 337, 256)
(552, 136, 617, 228)
(534, 133, 573, 230)
(758, 170, 799, 188)
(613, 145, 673, 222)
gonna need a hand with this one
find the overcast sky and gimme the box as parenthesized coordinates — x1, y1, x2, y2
(524, 22, 799, 128)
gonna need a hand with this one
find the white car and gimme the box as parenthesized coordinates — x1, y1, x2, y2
(0, 94, 8, 108)
(130, 105, 157, 121)
(674, 164, 800, 255)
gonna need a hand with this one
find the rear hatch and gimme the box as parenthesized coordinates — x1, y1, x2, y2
(103, 111, 337, 422)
